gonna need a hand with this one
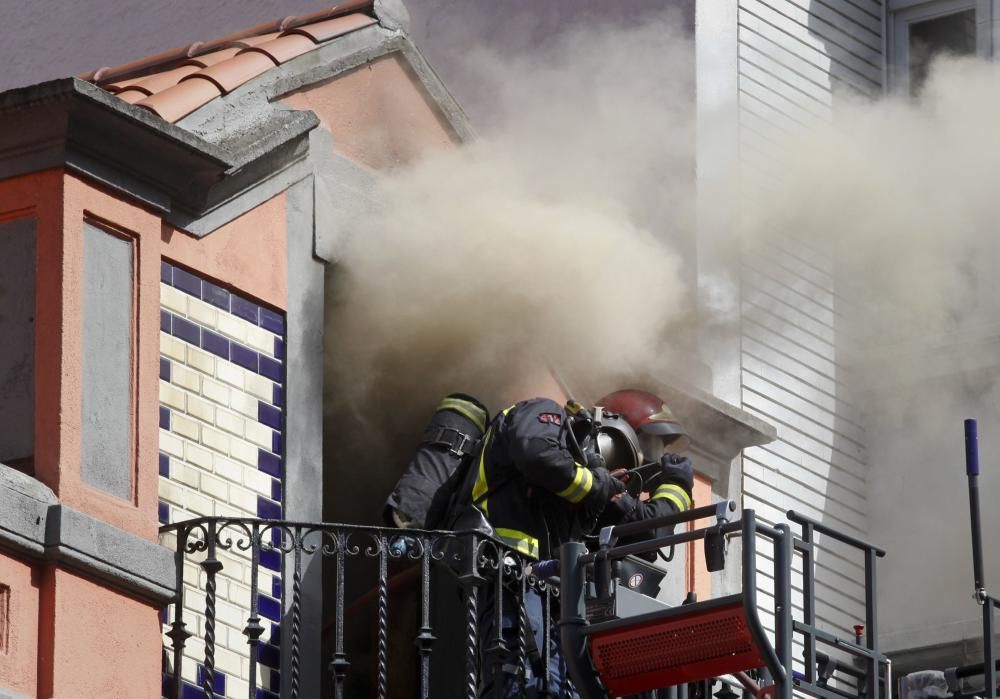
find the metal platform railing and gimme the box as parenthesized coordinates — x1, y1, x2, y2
(560, 503, 890, 699)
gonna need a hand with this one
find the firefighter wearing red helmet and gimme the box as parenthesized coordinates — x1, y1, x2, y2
(596, 389, 694, 527)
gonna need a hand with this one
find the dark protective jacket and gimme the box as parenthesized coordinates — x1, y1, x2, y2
(384, 395, 489, 529)
(456, 398, 691, 560)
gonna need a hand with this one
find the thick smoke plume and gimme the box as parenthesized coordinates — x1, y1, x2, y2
(324, 7, 1000, 529)
(733, 57, 1000, 353)
(325, 12, 695, 490)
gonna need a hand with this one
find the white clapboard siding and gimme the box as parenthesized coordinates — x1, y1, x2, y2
(736, 0, 882, 657)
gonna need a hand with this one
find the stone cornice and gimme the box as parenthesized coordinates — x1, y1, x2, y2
(0, 463, 175, 605)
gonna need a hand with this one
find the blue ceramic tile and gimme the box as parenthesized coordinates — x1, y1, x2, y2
(272, 384, 283, 408)
(274, 337, 284, 360)
(256, 686, 280, 699)
(259, 307, 285, 334)
(259, 355, 282, 382)
(270, 623, 281, 646)
(271, 431, 282, 456)
(160, 606, 169, 624)
(160, 357, 171, 382)
(159, 406, 170, 430)
(231, 342, 258, 372)
(257, 642, 280, 668)
(258, 449, 281, 477)
(159, 453, 170, 477)
(202, 281, 230, 311)
(257, 495, 281, 520)
(271, 478, 282, 501)
(172, 315, 201, 346)
(172, 267, 202, 298)
(160, 261, 172, 284)
(270, 527, 283, 547)
(231, 295, 259, 324)
(271, 577, 282, 600)
(158, 501, 169, 524)
(160, 309, 172, 333)
(258, 402, 282, 430)
(260, 548, 281, 572)
(196, 666, 226, 695)
(161, 672, 174, 699)
(201, 329, 230, 360)
(259, 594, 281, 623)
(181, 682, 204, 699)
(268, 669, 281, 692)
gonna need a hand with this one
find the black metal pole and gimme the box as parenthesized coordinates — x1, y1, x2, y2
(965, 419, 995, 699)
(966, 419, 986, 601)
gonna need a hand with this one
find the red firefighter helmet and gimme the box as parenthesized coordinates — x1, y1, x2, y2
(597, 389, 690, 462)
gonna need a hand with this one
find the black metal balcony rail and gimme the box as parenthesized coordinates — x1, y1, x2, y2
(158, 517, 565, 699)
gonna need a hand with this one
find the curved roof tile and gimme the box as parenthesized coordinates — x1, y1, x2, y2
(283, 13, 375, 42)
(87, 4, 378, 124)
(242, 34, 317, 65)
(180, 47, 241, 69)
(183, 51, 277, 94)
(136, 78, 222, 123)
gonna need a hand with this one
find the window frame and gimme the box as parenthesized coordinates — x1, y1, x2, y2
(887, 0, 987, 95)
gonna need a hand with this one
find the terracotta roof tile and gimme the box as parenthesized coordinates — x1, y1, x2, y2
(283, 13, 376, 42)
(180, 47, 241, 69)
(114, 88, 153, 104)
(241, 34, 317, 65)
(103, 75, 153, 93)
(287, 1, 374, 29)
(130, 65, 203, 94)
(136, 78, 222, 123)
(88, 42, 204, 83)
(183, 51, 277, 94)
(86, 4, 378, 123)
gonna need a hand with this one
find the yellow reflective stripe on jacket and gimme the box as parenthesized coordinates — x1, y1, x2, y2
(437, 397, 487, 433)
(470, 407, 513, 516)
(556, 464, 593, 504)
(495, 528, 540, 559)
(651, 483, 692, 511)
(471, 428, 493, 515)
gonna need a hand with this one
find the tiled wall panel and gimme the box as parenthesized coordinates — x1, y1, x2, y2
(158, 261, 284, 699)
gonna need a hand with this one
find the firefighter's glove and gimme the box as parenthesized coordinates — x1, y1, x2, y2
(584, 467, 626, 514)
(659, 453, 694, 494)
(585, 449, 606, 472)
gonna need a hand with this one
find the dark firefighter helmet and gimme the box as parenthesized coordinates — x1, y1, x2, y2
(597, 389, 690, 462)
(592, 410, 643, 472)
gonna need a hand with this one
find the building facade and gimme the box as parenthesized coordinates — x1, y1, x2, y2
(0, 0, 996, 697)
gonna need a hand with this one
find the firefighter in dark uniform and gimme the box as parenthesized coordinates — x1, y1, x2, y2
(461, 394, 694, 698)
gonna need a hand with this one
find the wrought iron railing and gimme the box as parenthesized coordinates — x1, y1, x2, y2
(158, 518, 561, 699)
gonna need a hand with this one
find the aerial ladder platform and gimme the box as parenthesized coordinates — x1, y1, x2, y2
(557, 501, 890, 699)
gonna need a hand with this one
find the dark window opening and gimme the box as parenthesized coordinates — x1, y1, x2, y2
(0, 218, 36, 475)
(909, 9, 977, 96)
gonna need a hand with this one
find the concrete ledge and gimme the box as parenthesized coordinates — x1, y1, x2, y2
(0, 463, 55, 557)
(0, 686, 31, 699)
(0, 463, 175, 605)
(44, 505, 175, 605)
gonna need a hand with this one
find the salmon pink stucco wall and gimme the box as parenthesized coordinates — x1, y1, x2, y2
(161, 194, 288, 312)
(0, 169, 65, 507)
(55, 173, 163, 540)
(0, 554, 39, 698)
(38, 569, 161, 699)
(689, 474, 712, 600)
(281, 53, 460, 170)
(0, 172, 290, 542)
